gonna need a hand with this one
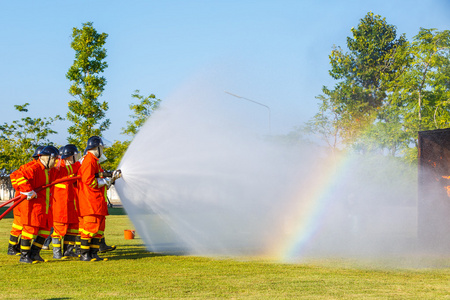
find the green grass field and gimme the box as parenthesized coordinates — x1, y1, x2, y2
(2, 206, 450, 299)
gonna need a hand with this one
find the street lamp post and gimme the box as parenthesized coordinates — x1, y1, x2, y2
(224, 91, 271, 134)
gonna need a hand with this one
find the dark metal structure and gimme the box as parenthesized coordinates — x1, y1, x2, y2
(418, 128, 450, 251)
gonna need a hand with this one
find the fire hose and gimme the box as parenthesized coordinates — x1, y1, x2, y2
(0, 169, 121, 221)
(0, 176, 80, 221)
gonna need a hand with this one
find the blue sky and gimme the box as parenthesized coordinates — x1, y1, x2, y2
(0, 0, 449, 144)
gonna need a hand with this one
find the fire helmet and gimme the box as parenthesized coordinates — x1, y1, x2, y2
(39, 145, 60, 157)
(32, 146, 45, 159)
(85, 136, 104, 151)
(61, 144, 79, 159)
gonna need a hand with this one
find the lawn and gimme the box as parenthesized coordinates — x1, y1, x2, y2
(1, 206, 450, 299)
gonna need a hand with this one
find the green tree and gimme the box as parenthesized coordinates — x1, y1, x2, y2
(0, 103, 62, 173)
(305, 92, 342, 156)
(390, 28, 450, 161)
(309, 12, 411, 154)
(66, 22, 109, 150)
(102, 90, 161, 170)
(101, 140, 129, 171)
(122, 90, 161, 136)
(410, 28, 450, 130)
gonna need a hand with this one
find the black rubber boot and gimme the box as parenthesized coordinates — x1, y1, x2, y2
(62, 234, 78, 258)
(90, 238, 107, 261)
(99, 237, 116, 253)
(52, 237, 63, 259)
(15, 237, 22, 254)
(75, 235, 81, 257)
(7, 243, 19, 256)
(80, 238, 94, 262)
(19, 239, 34, 264)
(30, 236, 47, 262)
(7, 234, 20, 256)
(63, 244, 78, 258)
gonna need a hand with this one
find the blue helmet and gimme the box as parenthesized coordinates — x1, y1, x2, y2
(40, 145, 60, 158)
(61, 144, 79, 159)
(32, 146, 45, 159)
(84, 136, 105, 156)
(85, 136, 104, 150)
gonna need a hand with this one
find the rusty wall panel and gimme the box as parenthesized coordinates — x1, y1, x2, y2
(418, 128, 450, 251)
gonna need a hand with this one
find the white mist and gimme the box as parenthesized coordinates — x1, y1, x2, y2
(114, 83, 438, 265)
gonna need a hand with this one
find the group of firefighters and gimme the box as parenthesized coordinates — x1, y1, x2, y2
(6, 136, 122, 263)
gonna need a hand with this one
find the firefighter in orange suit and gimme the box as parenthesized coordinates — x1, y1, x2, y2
(51, 144, 81, 259)
(7, 146, 45, 256)
(12, 145, 80, 263)
(77, 136, 121, 261)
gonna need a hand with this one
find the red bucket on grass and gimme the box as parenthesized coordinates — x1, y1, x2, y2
(124, 229, 135, 240)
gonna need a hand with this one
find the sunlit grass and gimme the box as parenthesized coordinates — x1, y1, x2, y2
(1, 206, 450, 299)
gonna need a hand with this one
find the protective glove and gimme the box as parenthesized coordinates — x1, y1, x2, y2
(20, 190, 37, 200)
(97, 177, 112, 189)
(112, 169, 122, 181)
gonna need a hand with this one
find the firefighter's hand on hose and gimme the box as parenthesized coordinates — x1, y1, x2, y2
(97, 178, 112, 189)
(20, 190, 37, 200)
(112, 169, 122, 181)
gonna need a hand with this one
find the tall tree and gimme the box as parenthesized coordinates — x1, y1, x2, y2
(309, 12, 411, 154)
(66, 22, 109, 151)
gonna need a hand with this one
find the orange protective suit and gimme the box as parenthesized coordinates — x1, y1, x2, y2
(9, 160, 37, 236)
(13, 159, 80, 240)
(77, 152, 109, 217)
(8, 160, 37, 251)
(52, 160, 79, 223)
(51, 159, 79, 239)
(77, 152, 108, 239)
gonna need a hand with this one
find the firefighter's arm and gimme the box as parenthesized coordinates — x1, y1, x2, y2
(10, 170, 20, 191)
(11, 167, 36, 199)
(81, 160, 109, 189)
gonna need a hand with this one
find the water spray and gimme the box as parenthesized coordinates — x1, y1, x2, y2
(224, 91, 271, 134)
(113, 87, 426, 265)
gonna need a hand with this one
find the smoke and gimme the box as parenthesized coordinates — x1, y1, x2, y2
(114, 82, 447, 265)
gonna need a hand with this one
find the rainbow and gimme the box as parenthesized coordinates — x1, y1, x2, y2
(271, 151, 356, 262)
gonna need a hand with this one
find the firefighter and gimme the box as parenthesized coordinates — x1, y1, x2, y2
(7, 145, 44, 256)
(12, 145, 80, 263)
(51, 144, 80, 259)
(77, 136, 121, 261)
